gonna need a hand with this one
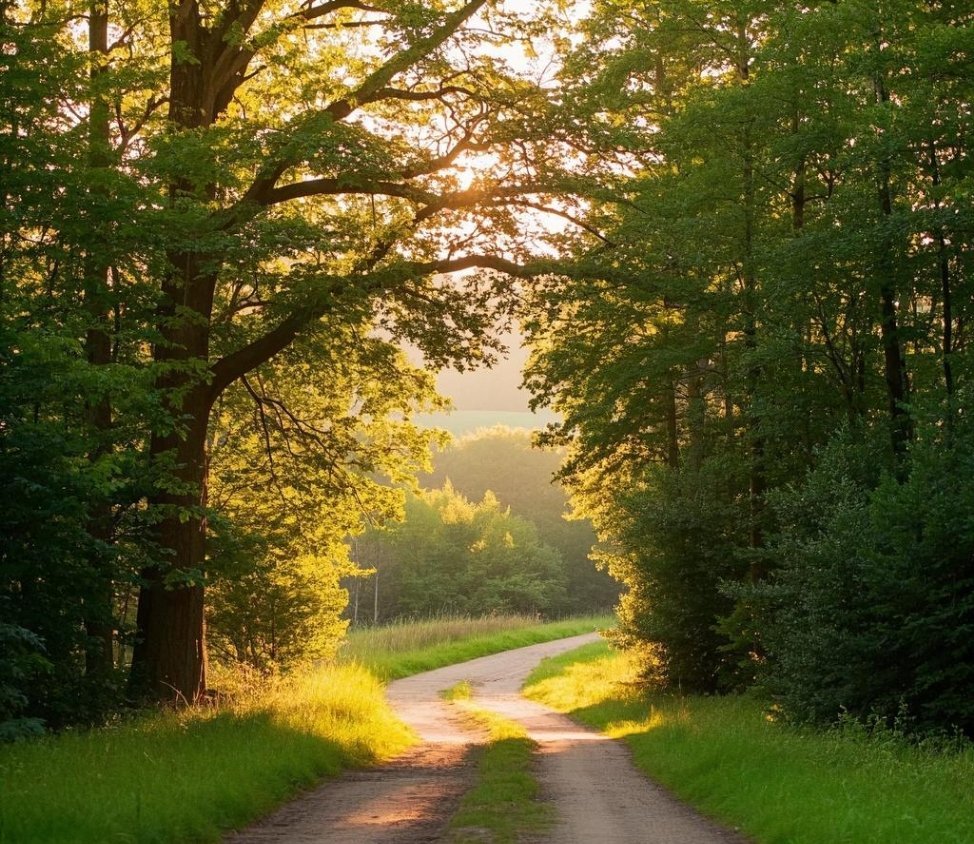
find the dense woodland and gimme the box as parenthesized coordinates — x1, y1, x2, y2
(1, 0, 973, 740)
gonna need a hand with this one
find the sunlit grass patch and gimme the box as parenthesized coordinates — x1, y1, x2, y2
(442, 681, 550, 843)
(344, 613, 540, 659)
(524, 642, 974, 844)
(0, 615, 604, 843)
(0, 664, 412, 844)
(343, 613, 609, 679)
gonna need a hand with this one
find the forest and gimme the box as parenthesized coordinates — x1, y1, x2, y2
(1, 0, 973, 750)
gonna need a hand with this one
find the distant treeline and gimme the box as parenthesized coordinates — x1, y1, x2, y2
(347, 428, 619, 623)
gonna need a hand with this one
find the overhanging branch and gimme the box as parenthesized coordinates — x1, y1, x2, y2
(207, 252, 537, 400)
(235, 0, 489, 209)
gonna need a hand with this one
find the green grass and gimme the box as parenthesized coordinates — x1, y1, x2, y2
(441, 682, 550, 843)
(342, 613, 609, 679)
(524, 642, 974, 844)
(0, 664, 411, 843)
(0, 615, 602, 844)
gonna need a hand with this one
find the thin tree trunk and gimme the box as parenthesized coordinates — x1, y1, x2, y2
(928, 144, 955, 404)
(872, 35, 912, 456)
(83, 0, 116, 678)
(664, 374, 680, 469)
(741, 113, 765, 560)
(686, 359, 706, 471)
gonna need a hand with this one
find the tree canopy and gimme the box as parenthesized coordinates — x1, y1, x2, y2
(525, 0, 974, 730)
(1, 0, 579, 718)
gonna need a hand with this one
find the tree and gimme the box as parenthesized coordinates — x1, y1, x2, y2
(0, 4, 145, 727)
(0, 0, 578, 704)
(206, 324, 444, 669)
(355, 483, 568, 618)
(421, 426, 619, 612)
(524, 0, 974, 715)
(126, 0, 578, 703)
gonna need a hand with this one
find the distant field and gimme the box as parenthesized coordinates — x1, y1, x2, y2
(412, 409, 560, 436)
(342, 613, 609, 679)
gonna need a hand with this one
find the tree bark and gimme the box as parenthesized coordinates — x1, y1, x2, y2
(131, 377, 214, 702)
(872, 32, 912, 456)
(928, 143, 955, 404)
(83, 0, 116, 678)
(664, 374, 680, 469)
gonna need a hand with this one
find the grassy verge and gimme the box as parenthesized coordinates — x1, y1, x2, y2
(0, 615, 601, 844)
(442, 682, 549, 843)
(523, 642, 974, 844)
(0, 664, 411, 844)
(343, 613, 609, 680)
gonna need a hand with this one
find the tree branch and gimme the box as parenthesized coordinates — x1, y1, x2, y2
(292, 1, 383, 24)
(207, 252, 534, 399)
(235, 0, 489, 207)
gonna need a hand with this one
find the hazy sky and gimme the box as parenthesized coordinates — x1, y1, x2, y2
(436, 332, 534, 412)
(427, 0, 585, 416)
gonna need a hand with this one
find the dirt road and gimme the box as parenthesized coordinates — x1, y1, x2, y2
(226, 634, 746, 843)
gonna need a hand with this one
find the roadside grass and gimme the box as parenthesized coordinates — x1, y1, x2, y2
(0, 615, 602, 844)
(441, 682, 550, 843)
(524, 642, 974, 844)
(0, 664, 411, 844)
(343, 613, 609, 679)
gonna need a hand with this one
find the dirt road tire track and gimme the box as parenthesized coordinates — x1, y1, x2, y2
(226, 634, 747, 843)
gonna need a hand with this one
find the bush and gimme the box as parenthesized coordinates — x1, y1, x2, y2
(608, 457, 750, 694)
(762, 423, 974, 735)
(0, 622, 50, 740)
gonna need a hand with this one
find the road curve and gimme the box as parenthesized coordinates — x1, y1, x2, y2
(226, 633, 747, 843)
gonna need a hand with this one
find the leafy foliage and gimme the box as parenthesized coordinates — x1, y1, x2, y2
(525, 0, 974, 731)
(421, 427, 619, 613)
(763, 414, 974, 734)
(354, 484, 567, 619)
(1, 0, 578, 718)
(206, 328, 443, 670)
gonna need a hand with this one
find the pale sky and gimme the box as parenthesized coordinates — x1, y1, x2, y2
(427, 0, 584, 418)
(436, 331, 533, 412)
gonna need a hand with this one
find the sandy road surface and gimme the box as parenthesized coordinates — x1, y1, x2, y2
(226, 633, 746, 843)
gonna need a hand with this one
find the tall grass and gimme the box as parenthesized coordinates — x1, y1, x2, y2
(0, 615, 603, 844)
(342, 613, 609, 679)
(0, 664, 411, 844)
(524, 642, 974, 844)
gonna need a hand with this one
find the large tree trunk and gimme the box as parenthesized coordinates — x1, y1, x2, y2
(129, 2, 225, 704)
(130, 232, 217, 702)
(130, 377, 213, 702)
